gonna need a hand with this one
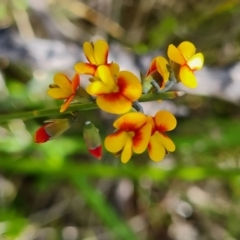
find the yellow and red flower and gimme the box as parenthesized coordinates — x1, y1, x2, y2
(86, 65, 142, 114)
(74, 40, 119, 76)
(167, 41, 204, 88)
(144, 56, 170, 91)
(34, 118, 71, 143)
(104, 112, 152, 163)
(147, 110, 176, 161)
(47, 73, 80, 113)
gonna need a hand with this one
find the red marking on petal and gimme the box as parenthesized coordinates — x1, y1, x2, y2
(133, 130, 143, 147)
(151, 124, 156, 135)
(88, 146, 102, 159)
(99, 92, 121, 101)
(148, 142, 152, 151)
(146, 58, 157, 76)
(117, 76, 131, 101)
(71, 74, 80, 93)
(34, 124, 51, 143)
(157, 125, 167, 132)
(153, 117, 167, 132)
(117, 76, 127, 89)
(120, 122, 139, 132)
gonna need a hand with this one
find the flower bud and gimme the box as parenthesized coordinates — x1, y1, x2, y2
(83, 121, 102, 159)
(34, 118, 71, 143)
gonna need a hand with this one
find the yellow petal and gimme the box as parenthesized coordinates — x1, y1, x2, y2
(60, 94, 75, 112)
(148, 134, 166, 162)
(96, 94, 132, 114)
(54, 73, 72, 92)
(86, 81, 115, 95)
(155, 132, 175, 152)
(121, 137, 133, 163)
(47, 88, 71, 99)
(156, 56, 170, 82)
(74, 62, 96, 75)
(105, 130, 128, 153)
(187, 53, 204, 71)
(94, 40, 109, 65)
(108, 63, 120, 76)
(97, 65, 116, 87)
(178, 41, 196, 61)
(117, 71, 142, 101)
(167, 44, 185, 65)
(132, 120, 152, 154)
(179, 65, 198, 88)
(113, 112, 147, 130)
(83, 42, 96, 64)
(154, 110, 177, 132)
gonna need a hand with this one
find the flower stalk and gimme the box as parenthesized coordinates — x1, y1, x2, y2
(0, 91, 185, 123)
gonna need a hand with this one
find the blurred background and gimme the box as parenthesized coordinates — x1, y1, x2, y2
(1, 0, 240, 239)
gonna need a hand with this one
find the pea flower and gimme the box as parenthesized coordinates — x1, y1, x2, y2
(167, 41, 204, 88)
(86, 65, 142, 114)
(47, 73, 80, 113)
(83, 121, 102, 159)
(34, 118, 71, 143)
(147, 110, 176, 161)
(104, 112, 152, 163)
(74, 40, 119, 76)
(143, 56, 170, 93)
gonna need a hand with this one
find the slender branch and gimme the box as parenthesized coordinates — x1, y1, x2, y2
(0, 102, 98, 123)
(0, 92, 185, 123)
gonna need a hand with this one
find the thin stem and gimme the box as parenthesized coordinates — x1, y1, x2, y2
(132, 101, 143, 113)
(0, 92, 184, 123)
(150, 80, 161, 92)
(0, 102, 98, 123)
(157, 80, 176, 93)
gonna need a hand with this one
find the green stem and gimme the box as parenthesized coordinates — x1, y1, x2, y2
(0, 92, 185, 123)
(0, 102, 98, 123)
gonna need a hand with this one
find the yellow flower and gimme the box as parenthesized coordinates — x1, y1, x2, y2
(142, 56, 170, 94)
(47, 73, 80, 113)
(86, 65, 142, 114)
(147, 110, 176, 161)
(167, 41, 204, 88)
(146, 56, 170, 89)
(105, 112, 152, 163)
(74, 40, 119, 76)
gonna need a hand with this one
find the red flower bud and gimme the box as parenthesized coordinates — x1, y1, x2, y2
(34, 118, 71, 143)
(83, 121, 102, 159)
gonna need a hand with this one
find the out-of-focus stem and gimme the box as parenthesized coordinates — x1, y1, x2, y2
(0, 91, 185, 123)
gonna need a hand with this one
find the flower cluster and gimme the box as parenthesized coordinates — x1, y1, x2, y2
(34, 40, 204, 162)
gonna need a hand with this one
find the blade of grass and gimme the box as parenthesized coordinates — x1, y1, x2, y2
(72, 176, 139, 240)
